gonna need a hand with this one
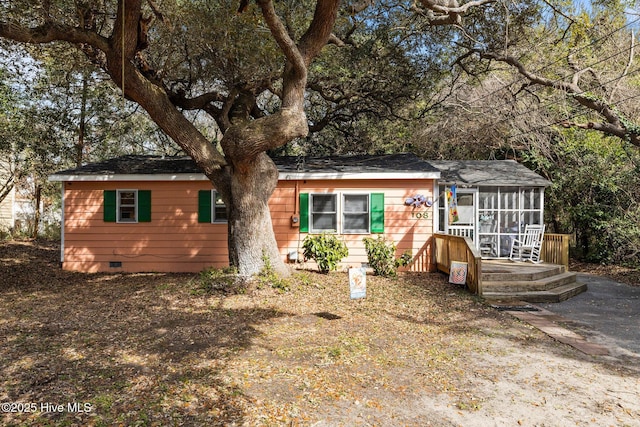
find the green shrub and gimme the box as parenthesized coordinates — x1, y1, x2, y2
(302, 233, 349, 273)
(363, 236, 412, 277)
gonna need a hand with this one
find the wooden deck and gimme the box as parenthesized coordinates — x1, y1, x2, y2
(480, 260, 587, 303)
(434, 233, 581, 302)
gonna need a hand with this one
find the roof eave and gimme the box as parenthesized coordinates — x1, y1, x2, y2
(436, 179, 551, 187)
(49, 171, 440, 182)
(48, 173, 209, 182)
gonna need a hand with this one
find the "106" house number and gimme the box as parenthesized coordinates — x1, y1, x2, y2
(411, 212, 429, 219)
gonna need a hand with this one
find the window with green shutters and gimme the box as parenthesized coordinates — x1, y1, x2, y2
(198, 190, 227, 223)
(299, 192, 384, 234)
(103, 190, 151, 223)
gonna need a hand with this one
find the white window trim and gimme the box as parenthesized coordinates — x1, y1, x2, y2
(342, 193, 370, 234)
(310, 192, 371, 235)
(310, 193, 338, 233)
(117, 189, 138, 223)
(211, 190, 228, 223)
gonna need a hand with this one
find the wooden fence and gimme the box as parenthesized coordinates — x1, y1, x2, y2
(541, 233, 570, 267)
(433, 233, 483, 295)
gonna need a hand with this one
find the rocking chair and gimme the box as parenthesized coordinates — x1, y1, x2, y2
(509, 224, 545, 263)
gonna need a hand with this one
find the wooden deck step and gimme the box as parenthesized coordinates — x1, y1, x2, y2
(482, 262, 565, 282)
(482, 271, 578, 293)
(482, 281, 588, 303)
(478, 260, 586, 303)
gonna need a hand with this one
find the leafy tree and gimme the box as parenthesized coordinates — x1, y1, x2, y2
(0, 41, 175, 237)
(0, 0, 495, 276)
(447, 0, 640, 149)
(528, 130, 640, 266)
(0, 65, 16, 207)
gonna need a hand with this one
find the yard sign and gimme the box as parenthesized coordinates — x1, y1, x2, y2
(349, 267, 367, 299)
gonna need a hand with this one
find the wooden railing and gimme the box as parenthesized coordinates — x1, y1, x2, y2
(434, 232, 570, 295)
(542, 233, 570, 267)
(433, 233, 483, 295)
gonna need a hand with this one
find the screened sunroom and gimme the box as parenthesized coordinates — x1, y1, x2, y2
(429, 160, 551, 259)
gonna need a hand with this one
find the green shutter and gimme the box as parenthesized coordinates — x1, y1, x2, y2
(198, 190, 212, 223)
(138, 190, 151, 222)
(104, 190, 116, 222)
(370, 193, 384, 233)
(299, 193, 309, 232)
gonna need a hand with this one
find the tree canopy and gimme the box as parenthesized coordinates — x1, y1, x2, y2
(2, 0, 640, 268)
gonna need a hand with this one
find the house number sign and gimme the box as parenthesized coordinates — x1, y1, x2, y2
(405, 194, 431, 220)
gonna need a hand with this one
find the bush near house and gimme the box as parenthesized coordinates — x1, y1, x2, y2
(302, 233, 349, 274)
(363, 236, 412, 277)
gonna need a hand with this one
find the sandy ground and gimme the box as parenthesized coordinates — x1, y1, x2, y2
(1, 240, 639, 426)
(229, 304, 640, 427)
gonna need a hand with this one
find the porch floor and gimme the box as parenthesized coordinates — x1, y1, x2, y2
(482, 259, 561, 276)
(480, 260, 587, 303)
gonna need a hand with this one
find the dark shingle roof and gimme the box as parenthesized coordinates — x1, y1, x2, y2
(274, 153, 438, 175)
(49, 155, 548, 187)
(428, 160, 550, 187)
(51, 155, 201, 175)
(50, 153, 439, 178)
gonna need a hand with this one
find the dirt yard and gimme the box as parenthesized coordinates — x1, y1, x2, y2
(1, 240, 639, 426)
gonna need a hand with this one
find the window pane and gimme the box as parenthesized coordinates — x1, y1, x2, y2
(521, 211, 541, 225)
(344, 195, 368, 213)
(457, 194, 473, 206)
(119, 206, 136, 221)
(502, 190, 518, 209)
(312, 213, 336, 231)
(479, 188, 498, 210)
(118, 190, 136, 222)
(120, 191, 135, 205)
(344, 214, 368, 232)
(213, 191, 227, 222)
(453, 193, 473, 225)
(521, 188, 541, 209)
(312, 194, 336, 212)
(214, 206, 227, 221)
(479, 212, 497, 232)
(500, 212, 519, 232)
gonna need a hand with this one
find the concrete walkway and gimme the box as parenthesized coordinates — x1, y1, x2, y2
(502, 273, 640, 361)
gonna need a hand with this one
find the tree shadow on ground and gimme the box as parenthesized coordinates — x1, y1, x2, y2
(0, 240, 290, 426)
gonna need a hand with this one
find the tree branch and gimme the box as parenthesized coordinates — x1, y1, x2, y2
(169, 90, 227, 110)
(0, 21, 109, 52)
(257, 0, 306, 78)
(609, 30, 635, 102)
(412, 0, 496, 26)
(478, 50, 640, 146)
(298, 0, 341, 64)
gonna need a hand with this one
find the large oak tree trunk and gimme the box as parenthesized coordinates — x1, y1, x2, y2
(219, 110, 309, 277)
(225, 153, 288, 277)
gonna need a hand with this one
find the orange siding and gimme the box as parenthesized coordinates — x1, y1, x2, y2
(272, 180, 435, 272)
(61, 178, 435, 273)
(62, 181, 226, 273)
